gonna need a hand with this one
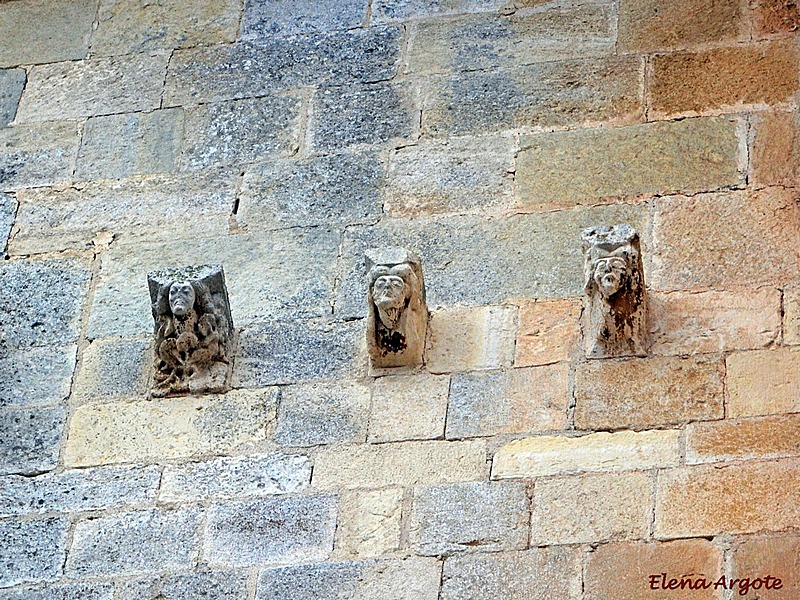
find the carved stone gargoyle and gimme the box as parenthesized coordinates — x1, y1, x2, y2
(581, 224, 647, 358)
(147, 264, 233, 397)
(366, 248, 428, 369)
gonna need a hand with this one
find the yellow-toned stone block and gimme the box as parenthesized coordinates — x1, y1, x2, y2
(335, 488, 404, 559)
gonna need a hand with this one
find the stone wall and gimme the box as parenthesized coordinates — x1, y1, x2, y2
(1, 0, 800, 598)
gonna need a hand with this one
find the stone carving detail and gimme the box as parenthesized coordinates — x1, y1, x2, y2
(581, 224, 647, 358)
(366, 248, 428, 369)
(148, 264, 233, 397)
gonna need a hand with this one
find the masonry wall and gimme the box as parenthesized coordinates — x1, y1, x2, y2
(1, 0, 800, 598)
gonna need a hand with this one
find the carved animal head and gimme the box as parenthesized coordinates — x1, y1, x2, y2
(369, 264, 415, 330)
(168, 282, 196, 317)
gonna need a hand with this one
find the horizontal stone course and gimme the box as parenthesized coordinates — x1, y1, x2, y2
(686, 414, 800, 465)
(0, 583, 115, 599)
(243, 0, 369, 39)
(0, 122, 81, 191)
(0, 518, 70, 589)
(0, 345, 76, 409)
(372, 0, 505, 23)
(0, 69, 25, 127)
(116, 571, 247, 600)
(0, 407, 66, 476)
(726, 348, 800, 418)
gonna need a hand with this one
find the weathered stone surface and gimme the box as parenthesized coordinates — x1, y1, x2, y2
(446, 365, 569, 439)
(0, 518, 69, 588)
(441, 547, 582, 600)
(785, 286, 800, 346)
(687, 414, 800, 465)
(76, 109, 184, 181)
(161, 453, 311, 502)
(373, 0, 504, 22)
(651, 188, 800, 290)
(67, 507, 201, 576)
(730, 535, 800, 600)
(0, 465, 160, 516)
(0, 345, 76, 409)
(238, 152, 384, 230)
(726, 348, 800, 417)
(750, 110, 800, 187)
(243, 0, 368, 38)
(116, 571, 248, 600)
(313, 440, 486, 489)
(384, 136, 515, 217)
(164, 27, 401, 106)
(276, 381, 370, 446)
(64, 389, 275, 467)
(336, 488, 404, 558)
(650, 40, 800, 117)
(0, 122, 80, 191)
(426, 306, 517, 373)
(205, 495, 337, 567)
(257, 557, 441, 600)
(0, 69, 25, 127)
(492, 430, 680, 479)
(0, 0, 95, 68)
(421, 56, 642, 136)
(0, 193, 15, 251)
(410, 481, 528, 556)
(91, 0, 241, 56)
(233, 319, 365, 387)
(655, 459, 800, 538)
(369, 373, 449, 443)
(530, 471, 652, 545)
(575, 356, 724, 431)
(16, 53, 169, 123)
(0, 407, 65, 476)
(515, 299, 580, 367)
(517, 117, 742, 207)
(753, 0, 800, 35)
(72, 337, 149, 404)
(0, 583, 114, 600)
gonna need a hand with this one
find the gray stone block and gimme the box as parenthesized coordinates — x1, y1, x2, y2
(164, 27, 401, 106)
(372, 0, 504, 23)
(0, 518, 69, 588)
(0, 69, 25, 127)
(0, 122, 80, 191)
(0, 583, 114, 599)
(72, 337, 150, 403)
(0, 407, 66, 476)
(0, 193, 15, 252)
(0, 465, 160, 516)
(410, 481, 529, 556)
(205, 495, 337, 567)
(66, 507, 201, 577)
(0, 345, 76, 409)
(243, 0, 368, 38)
(116, 570, 248, 600)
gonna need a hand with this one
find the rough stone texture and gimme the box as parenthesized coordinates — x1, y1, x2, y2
(585, 540, 722, 599)
(0, 583, 114, 599)
(0, 407, 65, 476)
(16, 53, 169, 123)
(492, 430, 680, 479)
(336, 488, 404, 558)
(515, 299, 580, 367)
(64, 389, 275, 467)
(730, 535, 800, 600)
(257, 558, 441, 600)
(243, 0, 368, 38)
(517, 117, 742, 207)
(421, 56, 642, 137)
(205, 495, 337, 567)
(750, 110, 800, 187)
(650, 40, 800, 117)
(276, 381, 371, 447)
(752, 0, 800, 35)
(116, 571, 248, 600)
(369, 373, 449, 443)
(426, 306, 517, 373)
(441, 547, 582, 600)
(91, 0, 241, 56)
(0, 69, 25, 127)
(446, 364, 569, 439)
(0, 465, 160, 516)
(67, 507, 201, 576)
(373, 0, 504, 23)
(410, 481, 529, 556)
(0, 519, 69, 589)
(0, 0, 95, 68)
(384, 136, 515, 217)
(727, 348, 800, 417)
(687, 414, 800, 465)
(164, 27, 401, 106)
(72, 337, 150, 404)
(784, 286, 800, 346)
(0, 122, 80, 191)
(75, 109, 185, 181)
(160, 453, 311, 502)
(0, 345, 76, 409)
(574, 356, 724, 431)
(655, 459, 800, 538)
(0, 193, 15, 251)
(313, 440, 486, 489)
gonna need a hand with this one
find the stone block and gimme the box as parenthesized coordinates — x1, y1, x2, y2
(650, 39, 799, 117)
(410, 481, 529, 556)
(71, 337, 150, 404)
(753, 0, 800, 35)
(205, 495, 337, 567)
(687, 414, 800, 465)
(313, 440, 486, 489)
(492, 429, 680, 479)
(67, 507, 201, 576)
(656, 460, 800, 538)
(0, 345, 76, 409)
(243, 0, 368, 38)
(426, 306, 517, 373)
(336, 488, 404, 558)
(0, 583, 114, 599)
(91, 0, 240, 56)
(517, 117, 743, 207)
(441, 547, 582, 600)
(164, 27, 401, 106)
(384, 136, 515, 217)
(16, 53, 169, 123)
(64, 389, 275, 467)
(727, 347, 800, 417)
(530, 471, 652, 545)
(750, 110, 800, 187)
(373, 0, 504, 23)
(0, 407, 65, 476)
(0, 518, 69, 588)
(730, 535, 800, 600)
(0, 0, 95, 68)
(0, 69, 25, 127)
(515, 299, 580, 367)
(446, 365, 569, 439)
(575, 356, 724, 431)
(0, 193, 15, 251)
(0, 122, 80, 191)
(238, 152, 384, 231)
(785, 286, 800, 345)
(116, 571, 248, 600)
(369, 373, 449, 443)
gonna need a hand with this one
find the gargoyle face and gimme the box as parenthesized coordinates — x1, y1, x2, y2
(169, 282, 196, 317)
(371, 274, 408, 329)
(593, 256, 629, 299)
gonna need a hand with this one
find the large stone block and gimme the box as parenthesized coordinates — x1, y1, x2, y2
(243, 0, 368, 38)
(369, 373, 449, 443)
(71, 337, 150, 404)
(726, 348, 800, 417)
(0, 345, 76, 409)
(0, 518, 69, 588)
(0, 193, 15, 251)
(0, 407, 65, 476)
(0, 122, 80, 191)
(0, 69, 25, 127)
(750, 110, 800, 188)
(373, 0, 504, 22)
(0, 583, 114, 599)
(116, 571, 248, 600)
(730, 535, 800, 600)
(335, 488, 404, 558)
(515, 299, 580, 367)
(687, 414, 800, 465)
